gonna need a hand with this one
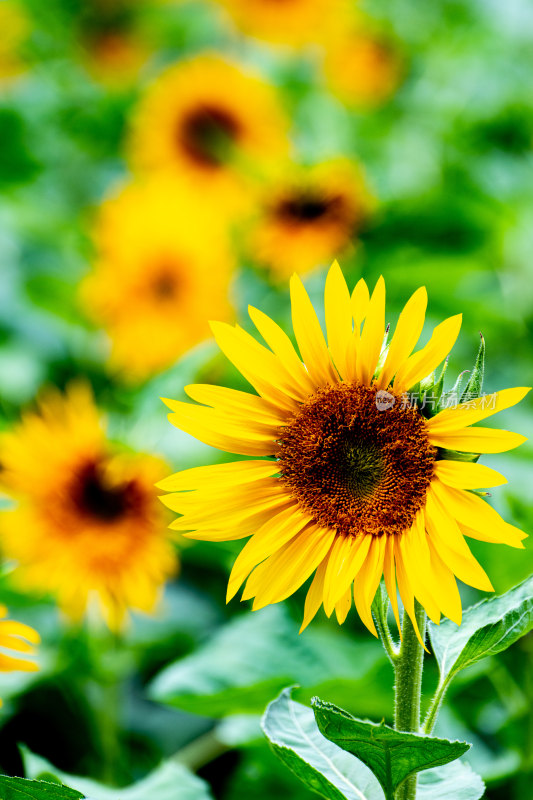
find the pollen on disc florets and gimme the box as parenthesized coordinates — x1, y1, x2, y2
(276, 383, 436, 537)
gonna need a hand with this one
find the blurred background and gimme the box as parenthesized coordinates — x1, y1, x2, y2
(0, 0, 532, 798)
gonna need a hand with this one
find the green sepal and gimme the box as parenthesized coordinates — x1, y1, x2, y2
(460, 334, 485, 402)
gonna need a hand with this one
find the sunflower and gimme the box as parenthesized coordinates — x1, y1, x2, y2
(128, 54, 289, 214)
(0, 606, 39, 705)
(246, 160, 373, 279)
(0, 383, 177, 631)
(80, 177, 235, 381)
(323, 29, 401, 108)
(158, 262, 529, 640)
(213, 0, 350, 48)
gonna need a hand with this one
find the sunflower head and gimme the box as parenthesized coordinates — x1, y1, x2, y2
(246, 160, 373, 278)
(159, 262, 529, 641)
(80, 176, 235, 381)
(0, 383, 177, 631)
(128, 54, 289, 211)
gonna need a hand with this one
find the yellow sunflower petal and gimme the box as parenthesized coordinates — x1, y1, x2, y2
(383, 535, 401, 632)
(226, 504, 312, 601)
(356, 276, 386, 384)
(427, 387, 530, 433)
(351, 278, 370, 329)
(394, 542, 426, 647)
(430, 481, 526, 548)
(352, 534, 386, 636)
(397, 519, 441, 625)
(184, 384, 287, 424)
(428, 426, 527, 453)
(425, 487, 494, 592)
(300, 558, 329, 633)
(335, 586, 352, 625)
(377, 286, 427, 389)
(156, 460, 279, 492)
(323, 533, 373, 615)
(245, 524, 336, 607)
(394, 314, 462, 392)
(425, 536, 462, 625)
(433, 459, 507, 489)
(0, 620, 41, 644)
(290, 274, 338, 386)
(0, 653, 39, 672)
(325, 260, 353, 380)
(248, 305, 316, 398)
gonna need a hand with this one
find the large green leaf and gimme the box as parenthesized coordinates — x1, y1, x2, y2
(417, 762, 485, 800)
(23, 752, 213, 800)
(313, 698, 470, 800)
(149, 605, 380, 717)
(262, 688, 384, 800)
(429, 575, 533, 685)
(0, 778, 84, 800)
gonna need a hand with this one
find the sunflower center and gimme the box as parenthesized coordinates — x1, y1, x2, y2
(276, 383, 436, 537)
(275, 193, 344, 224)
(71, 462, 136, 522)
(179, 105, 241, 167)
(151, 268, 179, 301)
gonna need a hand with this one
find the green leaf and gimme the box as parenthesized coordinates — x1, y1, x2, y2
(429, 575, 533, 685)
(0, 777, 84, 800)
(262, 687, 384, 800)
(23, 753, 213, 800)
(313, 698, 470, 800)
(149, 605, 380, 717)
(417, 761, 485, 800)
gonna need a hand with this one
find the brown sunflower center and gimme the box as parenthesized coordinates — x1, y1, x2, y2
(276, 383, 436, 537)
(151, 268, 179, 301)
(179, 105, 241, 168)
(71, 461, 138, 523)
(275, 192, 345, 224)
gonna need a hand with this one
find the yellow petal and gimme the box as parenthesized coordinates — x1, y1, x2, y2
(425, 534, 462, 625)
(325, 260, 353, 380)
(226, 505, 312, 601)
(356, 276, 386, 385)
(427, 387, 530, 433)
(428, 426, 527, 454)
(335, 587, 352, 625)
(394, 314, 462, 392)
(377, 287, 427, 389)
(351, 278, 370, 329)
(184, 384, 286, 424)
(383, 535, 401, 632)
(397, 519, 441, 624)
(245, 524, 336, 607)
(300, 558, 329, 633)
(323, 533, 373, 615)
(433, 459, 507, 489)
(425, 487, 494, 592)
(394, 543, 426, 647)
(353, 535, 386, 636)
(156, 460, 279, 492)
(430, 481, 526, 548)
(290, 274, 338, 387)
(248, 305, 316, 398)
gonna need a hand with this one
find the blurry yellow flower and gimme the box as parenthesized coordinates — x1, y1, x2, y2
(213, 0, 350, 48)
(80, 177, 235, 381)
(0, 606, 40, 705)
(324, 30, 401, 108)
(159, 262, 529, 640)
(0, 1, 29, 82)
(0, 383, 177, 631)
(128, 54, 289, 214)
(246, 160, 373, 279)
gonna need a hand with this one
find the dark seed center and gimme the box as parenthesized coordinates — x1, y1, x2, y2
(179, 105, 240, 168)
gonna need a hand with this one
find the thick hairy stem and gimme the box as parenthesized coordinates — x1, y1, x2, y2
(393, 601, 427, 800)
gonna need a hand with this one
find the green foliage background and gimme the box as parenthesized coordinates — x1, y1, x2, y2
(0, 1, 532, 799)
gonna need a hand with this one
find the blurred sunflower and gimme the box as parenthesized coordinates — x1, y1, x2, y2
(159, 262, 529, 640)
(0, 606, 40, 705)
(246, 160, 373, 279)
(324, 29, 401, 108)
(128, 54, 289, 213)
(0, 1, 29, 82)
(213, 0, 350, 48)
(80, 177, 235, 381)
(0, 384, 177, 631)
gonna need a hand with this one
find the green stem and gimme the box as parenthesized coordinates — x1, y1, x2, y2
(422, 677, 449, 735)
(393, 601, 427, 800)
(374, 604, 400, 667)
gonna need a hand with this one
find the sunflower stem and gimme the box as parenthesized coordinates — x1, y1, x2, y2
(374, 603, 399, 666)
(393, 600, 427, 800)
